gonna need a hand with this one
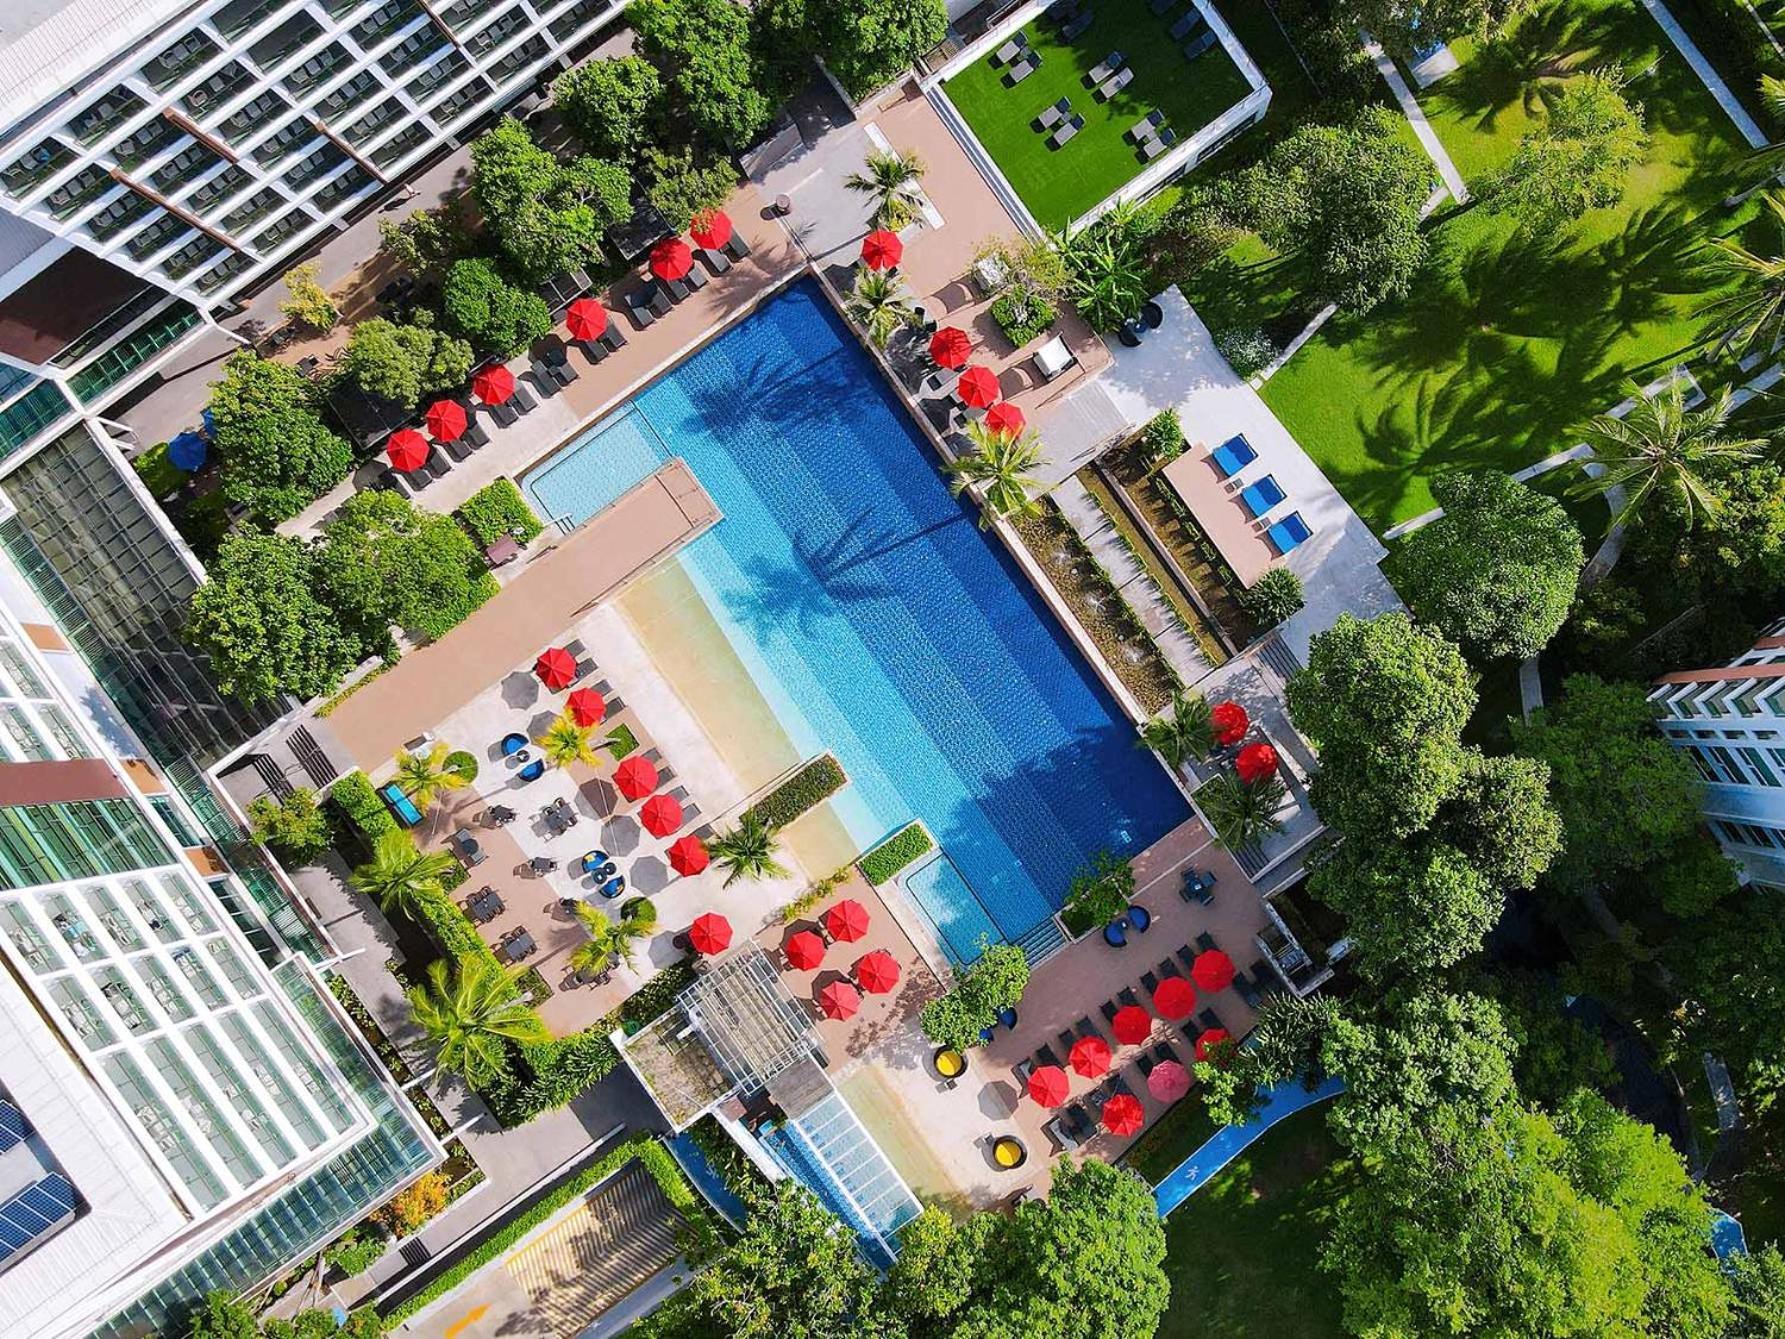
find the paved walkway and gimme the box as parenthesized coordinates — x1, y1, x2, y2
(1641, 0, 1770, 147)
(1052, 477, 1214, 685)
(1363, 36, 1469, 204)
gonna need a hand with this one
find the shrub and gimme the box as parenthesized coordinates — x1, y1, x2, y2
(249, 788, 331, 865)
(373, 1170, 449, 1237)
(743, 754, 846, 830)
(1138, 410, 1183, 468)
(687, 1113, 772, 1202)
(1060, 850, 1133, 937)
(860, 823, 933, 883)
(443, 750, 479, 786)
(133, 441, 184, 498)
(620, 895, 657, 924)
(618, 958, 697, 1031)
(989, 288, 1057, 347)
(1240, 568, 1305, 628)
(280, 261, 337, 332)
(330, 772, 397, 841)
(457, 478, 544, 547)
(779, 867, 851, 922)
(1216, 327, 1277, 378)
(325, 1227, 388, 1277)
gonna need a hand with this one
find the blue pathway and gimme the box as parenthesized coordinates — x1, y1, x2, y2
(1154, 1076, 1346, 1218)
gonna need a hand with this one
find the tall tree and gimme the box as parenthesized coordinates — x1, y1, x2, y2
(630, 0, 775, 149)
(1398, 471, 1584, 661)
(349, 830, 458, 923)
(205, 352, 351, 525)
(1728, 1244, 1785, 1336)
(337, 314, 472, 408)
(315, 490, 494, 647)
(1287, 612, 1476, 840)
(1198, 770, 1289, 851)
(408, 955, 548, 1086)
(470, 118, 630, 281)
(1667, 885, 1785, 1112)
(844, 149, 926, 230)
(843, 268, 916, 347)
(942, 420, 1044, 529)
(1310, 838, 1501, 979)
(1484, 70, 1648, 232)
(441, 258, 553, 358)
(392, 741, 472, 809)
(1335, 0, 1534, 59)
(554, 56, 664, 162)
(1573, 380, 1766, 529)
(1433, 750, 1563, 893)
(710, 811, 789, 886)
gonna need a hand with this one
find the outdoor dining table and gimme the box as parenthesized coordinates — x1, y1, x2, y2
(469, 889, 504, 922)
(504, 930, 536, 960)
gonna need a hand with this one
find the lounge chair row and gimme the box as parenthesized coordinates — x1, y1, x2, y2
(378, 382, 542, 497)
(1207, 433, 1314, 554)
(625, 233, 751, 330)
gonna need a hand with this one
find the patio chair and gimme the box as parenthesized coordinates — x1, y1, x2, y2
(1034, 334, 1076, 382)
(1044, 1114, 1081, 1152)
(1036, 96, 1072, 131)
(511, 384, 540, 414)
(1126, 109, 1164, 143)
(1268, 512, 1313, 554)
(579, 337, 609, 365)
(1085, 52, 1125, 86)
(1234, 972, 1262, 1009)
(1117, 986, 1141, 1010)
(1152, 1039, 1181, 1067)
(699, 247, 732, 275)
(1035, 1043, 1063, 1070)
(1195, 931, 1218, 953)
(1004, 52, 1040, 85)
(1064, 1103, 1094, 1136)
(1168, 9, 1205, 39)
(994, 30, 1030, 65)
(551, 358, 580, 387)
(600, 322, 628, 351)
(1099, 998, 1121, 1024)
(626, 292, 658, 329)
(1210, 433, 1256, 476)
(1197, 1007, 1223, 1033)
(684, 263, 709, 293)
(1183, 28, 1217, 58)
(1139, 127, 1179, 162)
(1241, 474, 1287, 518)
(1048, 114, 1085, 148)
(443, 435, 474, 463)
(1061, 8, 1094, 39)
(1095, 67, 1134, 101)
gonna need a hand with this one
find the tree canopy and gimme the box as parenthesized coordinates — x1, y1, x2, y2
(554, 56, 664, 162)
(630, 0, 776, 149)
(1667, 884, 1785, 1113)
(441, 257, 553, 358)
(337, 313, 471, 408)
(1433, 750, 1564, 893)
(918, 942, 1030, 1051)
(1310, 837, 1502, 980)
(206, 352, 351, 525)
(315, 490, 496, 647)
(1335, 0, 1535, 60)
(1398, 470, 1585, 661)
(469, 118, 630, 281)
(1485, 70, 1648, 232)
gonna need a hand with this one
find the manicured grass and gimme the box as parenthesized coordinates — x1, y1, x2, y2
(1124, 1093, 1218, 1184)
(1255, 0, 1756, 533)
(944, 0, 1252, 228)
(1156, 1106, 1352, 1339)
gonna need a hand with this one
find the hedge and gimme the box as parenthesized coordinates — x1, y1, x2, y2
(859, 823, 932, 884)
(330, 772, 397, 841)
(457, 478, 544, 548)
(374, 1137, 714, 1327)
(743, 754, 845, 831)
(411, 570, 499, 642)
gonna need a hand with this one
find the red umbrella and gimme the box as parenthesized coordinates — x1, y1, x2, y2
(612, 755, 659, 801)
(534, 647, 576, 690)
(983, 400, 1026, 439)
(824, 899, 871, 944)
(650, 237, 693, 281)
(688, 912, 732, 955)
(638, 792, 683, 838)
(472, 364, 515, 406)
(1069, 1034, 1111, 1078)
(386, 428, 429, 473)
(785, 929, 825, 970)
(1236, 741, 1279, 785)
(1194, 1027, 1233, 1063)
(1153, 975, 1196, 1020)
(667, 835, 709, 877)
(929, 326, 972, 369)
(1147, 1059, 1192, 1103)
(818, 978, 861, 1020)
(690, 210, 733, 250)
(566, 687, 605, 727)
(1028, 1064, 1070, 1107)
(956, 364, 999, 409)
(860, 229, 903, 270)
(565, 298, 608, 342)
(854, 948, 901, 994)
(1211, 700, 1249, 746)
(1102, 1092, 1145, 1137)
(423, 400, 466, 442)
(1192, 949, 1236, 993)
(1111, 1005, 1153, 1047)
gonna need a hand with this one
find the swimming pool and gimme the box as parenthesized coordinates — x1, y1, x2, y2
(525, 282, 1187, 960)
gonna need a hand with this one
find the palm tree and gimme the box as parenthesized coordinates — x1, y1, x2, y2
(407, 955, 550, 1086)
(349, 829, 457, 922)
(1140, 693, 1215, 769)
(570, 901, 657, 976)
(845, 269, 916, 348)
(1198, 772, 1287, 852)
(392, 741, 472, 809)
(942, 420, 1045, 530)
(536, 711, 598, 768)
(1699, 190, 1785, 359)
(1572, 379, 1767, 528)
(710, 812, 789, 887)
(1741, 76, 1785, 185)
(1053, 202, 1150, 332)
(844, 149, 925, 230)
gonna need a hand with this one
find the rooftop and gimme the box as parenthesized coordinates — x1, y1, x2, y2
(0, 1, 194, 129)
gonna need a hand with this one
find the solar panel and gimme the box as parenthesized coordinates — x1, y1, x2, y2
(0, 1173, 77, 1260)
(0, 1101, 29, 1153)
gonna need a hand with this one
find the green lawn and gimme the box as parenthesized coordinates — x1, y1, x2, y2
(1156, 1106, 1352, 1339)
(1252, 0, 1757, 533)
(944, 0, 1253, 228)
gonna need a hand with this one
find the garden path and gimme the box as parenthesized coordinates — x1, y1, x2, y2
(1362, 36, 1469, 204)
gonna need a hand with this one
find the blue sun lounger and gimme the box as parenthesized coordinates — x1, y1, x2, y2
(1210, 434, 1256, 476)
(1267, 512, 1312, 554)
(1241, 474, 1286, 518)
(378, 783, 423, 827)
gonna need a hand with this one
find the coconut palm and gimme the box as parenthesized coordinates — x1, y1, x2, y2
(710, 811, 789, 887)
(349, 829, 457, 922)
(536, 711, 599, 768)
(1742, 76, 1785, 185)
(392, 741, 472, 809)
(942, 420, 1045, 530)
(569, 902, 655, 976)
(1699, 190, 1785, 359)
(407, 954, 549, 1086)
(845, 269, 917, 348)
(1572, 379, 1767, 528)
(1139, 692, 1215, 769)
(1198, 772, 1287, 852)
(844, 149, 925, 230)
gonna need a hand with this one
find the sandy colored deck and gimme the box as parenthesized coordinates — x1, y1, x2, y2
(326, 462, 717, 773)
(1160, 447, 1277, 585)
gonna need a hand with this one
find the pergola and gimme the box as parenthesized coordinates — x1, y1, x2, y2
(680, 943, 822, 1091)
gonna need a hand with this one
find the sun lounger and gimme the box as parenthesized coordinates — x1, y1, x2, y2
(1211, 433, 1256, 475)
(1197, 1007, 1223, 1033)
(646, 282, 674, 316)
(1095, 66, 1134, 101)
(1152, 1039, 1181, 1067)
(1085, 52, 1125, 86)
(994, 31, 1030, 65)
(1268, 512, 1312, 553)
(699, 246, 732, 274)
(1195, 931, 1218, 953)
(579, 337, 608, 364)
(1074, 1015, 1102, 1041)
(443, 435, 474, 462)
(1234, 971, 1262, 1008)
(1176, 944, 1198, 974)
(1183, 28, 1217, 58)
(1065, 1103, 1094, 1136)
(1045, 0, 1082, 24)
(1140, 968, 1160, 994)
(527, 360, 560, 395)
(1126, 109, 1164, 142)
(1056, 1028, 1077, 1054)
(423, 446, 450, 478)
(626, 292, 657, 329)
(1100, 998, 1121, 1024)
(1048, 114, 1085, 148)
(1061, 8, 1094, 39)
(664, 275, 691, 302)
(1157, 958, 1182, 980)
(1169, 10, 1205, 40)
(1241, 474, 1287, 518)
(1005, 52, 1040, 84)
(511, 384, 539, 414)
(724, 232, 751, 261)
(1034, 334, 1076, 381)
(684, 263, 709, 293)
(1035, 1043, 1062, 1069)
(1117, 986, 1141, 1010)
(1139, 127, 1178, 161)
(1150, 0, 1181, 13)
(1036, 96, 1072, 130)
(461, 414, 489, 447)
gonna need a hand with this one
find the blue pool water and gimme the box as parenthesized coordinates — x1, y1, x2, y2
(525, 282, 1187, 959)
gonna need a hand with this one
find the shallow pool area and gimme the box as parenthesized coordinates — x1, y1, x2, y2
(525, 282, 1187, 960)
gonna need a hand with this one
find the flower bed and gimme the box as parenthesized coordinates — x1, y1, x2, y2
(742, 753, 846, 830)
(329, 771, 397, 842)
(859, 823, 933, 884)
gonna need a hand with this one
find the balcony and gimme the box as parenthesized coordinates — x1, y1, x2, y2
(549, 0, 610, 41)
(315, 70, 381, 122)
(252, 118, 320, 167)
(1, 140, 75, 200)
(429, 76, 491, 127)
(251, 210, 307, 253)
(489, 33, 549, 86)
(407, 48, 468, 101)
(0, 382, 74, 457)
(196, 251, 252, 295)
(85, 189, 157, 241)
(283, 143, 346, 191)
(183, 61, 255, 118)
(112, 117, 186, 169)
(249, 14, 325, 75)
(66, 302, 200, 401)
(67, 88, 148, 145)
(465, 7, 526, 57)
(350, 0, 424, 52)
(211, 0, 290, 41)
(143, 32, 220, 91)
(218, 91, 291, 145)
(283, 43, 351, 96)
(162, 236, 227, 281)
(371, 122, 430, 170)
(187, 165, 254, 217)
(44, 165, 117, 221)
(432, 0, 482, 30)
(125, 211, 193, 262)
(150, 143, 226, 198)
(343, 97, 403, 147)
(312, 164, 375, 211)
(379, 24, 449, 78)
(220, 186, 284, 233)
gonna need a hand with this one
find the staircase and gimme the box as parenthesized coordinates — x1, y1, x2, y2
(1013, 916, 1067, 968)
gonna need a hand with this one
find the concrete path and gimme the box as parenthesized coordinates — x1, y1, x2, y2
(1641, 0, 1770, 148)
(1518, 657, 1545, 721)
(1363, 36, 1469, 204)
(1051, 476, 1215, 686)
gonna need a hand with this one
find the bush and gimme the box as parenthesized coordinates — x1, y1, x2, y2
(330, 772, 397, 841)
(280, 261, 337, 332)
(860, 823, 933, 883)
(687, 1113, 772, 1201)
(325, 1227, 388, 1277)
(642, 146, 741, 235)
(457, 478, 544, 547)
(443, 750, 479, 786)
(743, 754, 846, 830)
(989, 288, 1057, 347)
(249, 788, 331, 865)
(441, 258, 553, 358)
(1138, 410, 1183, 468)
(1060, 850, 1133, 937)
(133, 442, 184, 498)
(1240, 568, 1305, 628)
(779, 867, 851, 922)
(1216, 327, 1277, 378)
(373, 1171, 450, 1238)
